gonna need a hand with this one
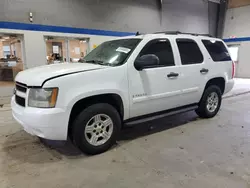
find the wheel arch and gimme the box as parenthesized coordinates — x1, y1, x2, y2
(68, 93, 124, 138)
(199, 77, 225, 103)
(205, 77, 225, 94)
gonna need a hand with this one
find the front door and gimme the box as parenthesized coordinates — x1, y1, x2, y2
(128, 38, 184, 118)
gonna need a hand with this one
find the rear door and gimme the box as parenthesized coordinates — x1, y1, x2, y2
(173, 38, 208, 105)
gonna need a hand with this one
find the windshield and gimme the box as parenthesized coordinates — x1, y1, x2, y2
(81, 39, 141, 66)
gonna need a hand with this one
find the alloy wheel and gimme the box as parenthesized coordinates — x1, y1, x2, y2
(84, 114, 114, 146)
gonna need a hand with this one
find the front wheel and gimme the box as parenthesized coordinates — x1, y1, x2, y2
(72, 103, 121, 155)
(196, 85, 222, 118)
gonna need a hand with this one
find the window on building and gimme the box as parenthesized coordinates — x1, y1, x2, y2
(45, 37, 67, 64)
(69, 39, 89, 63)
(202, 40, 232, 62)
(176, 39, 203, 65)
(228, 46, 239, 62)
(0, 35, 24, 87)
(3, 46, 11, 58)
(139, 39, 175, 67)
(45, 37, 90, 64)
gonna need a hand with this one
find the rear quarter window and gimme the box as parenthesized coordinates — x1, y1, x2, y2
(202, 40, 231, 62)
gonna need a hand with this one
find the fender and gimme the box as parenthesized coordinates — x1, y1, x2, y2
(67, 89, 129, 120)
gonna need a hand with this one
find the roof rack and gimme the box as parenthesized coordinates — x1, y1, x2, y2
(154, 31, 212, 37)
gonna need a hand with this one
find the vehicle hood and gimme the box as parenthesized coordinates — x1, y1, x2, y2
(15, 63, 105, 86)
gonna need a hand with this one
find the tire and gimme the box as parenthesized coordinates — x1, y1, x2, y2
(72, 103, 121, 155)
(195, 85, 222, 118)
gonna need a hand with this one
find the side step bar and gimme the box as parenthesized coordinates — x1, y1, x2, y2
(124, 105, 198, 126)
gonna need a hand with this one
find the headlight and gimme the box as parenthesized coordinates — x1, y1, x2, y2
(28, 88, 58, 108)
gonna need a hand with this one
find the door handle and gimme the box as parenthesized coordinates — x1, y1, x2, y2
(200, 68, 209, 74)
(167, 72, 179, 78)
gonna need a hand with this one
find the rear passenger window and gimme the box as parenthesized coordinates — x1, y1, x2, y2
(202, 40, 232, 62)
(176, 39, 203, 65)
(139, 39, 175, 67)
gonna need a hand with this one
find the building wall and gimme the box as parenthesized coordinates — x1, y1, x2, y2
(1, 0, 160, 33)
(208, 1, 219, 37)
(1, 0, 214, 34)
(228, 0, 250, 9)
(224, 5, 250, 38)
(223, 5, 250, 78)
(161, 0, 210, 34)
(236, 42, 250, 78)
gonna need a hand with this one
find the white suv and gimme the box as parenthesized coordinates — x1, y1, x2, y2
(11, 32, 235, 154)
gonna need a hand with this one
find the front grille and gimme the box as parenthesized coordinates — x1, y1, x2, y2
(16, 82, 27, 93)
(15, 95, 25, 107)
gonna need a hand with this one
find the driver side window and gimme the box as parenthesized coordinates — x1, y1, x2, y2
(139, 39, 175, 67)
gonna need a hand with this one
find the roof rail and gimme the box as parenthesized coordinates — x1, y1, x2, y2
(135, 31, 143, 36)
(154, 31, 212, 37)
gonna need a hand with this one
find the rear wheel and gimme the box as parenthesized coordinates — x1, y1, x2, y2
(196, 85, 222, 118)
(72, 103, 121, 155)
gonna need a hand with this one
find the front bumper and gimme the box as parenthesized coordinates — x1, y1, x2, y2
(11, 96, 69, 140)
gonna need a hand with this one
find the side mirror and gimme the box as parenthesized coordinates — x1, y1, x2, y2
(134, 54, 160, 71)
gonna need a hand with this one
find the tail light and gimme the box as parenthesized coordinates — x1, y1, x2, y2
(232, 61, 235, 79)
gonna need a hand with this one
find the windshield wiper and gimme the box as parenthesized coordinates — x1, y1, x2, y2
(84, 60, 108, 65)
